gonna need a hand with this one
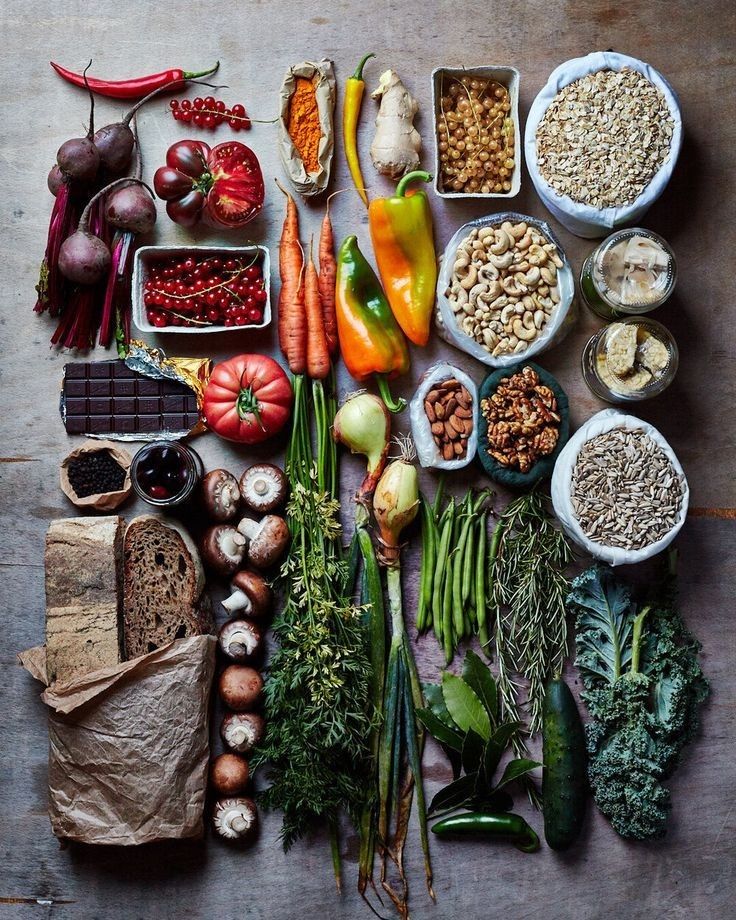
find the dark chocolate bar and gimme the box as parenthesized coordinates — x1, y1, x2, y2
(61, 361, 200, 437)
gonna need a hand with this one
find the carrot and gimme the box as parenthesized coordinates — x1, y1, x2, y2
(318, 192, 339, 359)
(305, 239, 331, 380)
(275, 180, 306, 374)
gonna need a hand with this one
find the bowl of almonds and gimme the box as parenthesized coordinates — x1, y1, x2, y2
(477, 362, 569, 487)
(410, 362, 478, 470)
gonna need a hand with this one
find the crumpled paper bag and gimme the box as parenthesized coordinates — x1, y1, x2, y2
(19, 635, 216, 845)
(278, 59, 336, 196)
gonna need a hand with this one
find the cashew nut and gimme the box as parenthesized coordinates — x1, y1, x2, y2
(500, 303, 516, 324)
(513, 340, 529, 354)
(521, 311, 535, 331)
(478, 226, 495, 243)
(459, 265, 478, 290)
(540, 265, 557, 285)
(469, 282, 488, 304)
(549, 285, 560, 304)
(516, 232, 533, 251)
(533, 310, 545, 329)
(512, 318, 537, 341)
(478, 263, 500, 283)
(518, 266, 541, 287)
(527, 244, 548, 266)
(490, 230, 512, 255)
(501, 275, 526, 297)
(490, 251, 514, 270)
(508, 222, 528, 240)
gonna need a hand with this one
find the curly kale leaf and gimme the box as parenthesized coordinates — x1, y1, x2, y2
(569, 559, 710, 841)
(584, 674, 671, 840)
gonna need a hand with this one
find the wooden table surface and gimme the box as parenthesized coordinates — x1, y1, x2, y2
(1, 1, 734, 917)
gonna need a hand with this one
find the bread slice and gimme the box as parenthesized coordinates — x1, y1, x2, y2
(123, 515, 213, 659)
(45, 516, 123, 684)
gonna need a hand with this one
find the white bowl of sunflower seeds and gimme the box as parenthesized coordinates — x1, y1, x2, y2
(551, 409, 688, 565)
(525, 52, 683, 238)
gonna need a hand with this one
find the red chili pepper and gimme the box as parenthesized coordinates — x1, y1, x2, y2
(49, 61, 220, 99)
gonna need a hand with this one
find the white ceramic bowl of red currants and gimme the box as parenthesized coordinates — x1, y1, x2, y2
(132, 245, 271, 333)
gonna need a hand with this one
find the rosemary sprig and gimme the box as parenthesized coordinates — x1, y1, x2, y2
(490, 489, 573, 738)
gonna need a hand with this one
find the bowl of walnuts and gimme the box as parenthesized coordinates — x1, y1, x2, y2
(477, 362, 569, 487)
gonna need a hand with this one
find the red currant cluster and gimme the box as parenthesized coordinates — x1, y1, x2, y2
(144, 256, 267, 328)
(170, 97, 251, 131)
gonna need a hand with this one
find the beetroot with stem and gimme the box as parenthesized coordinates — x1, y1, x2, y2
(56, 62, 100, 181)
(59, 177, 154, 285)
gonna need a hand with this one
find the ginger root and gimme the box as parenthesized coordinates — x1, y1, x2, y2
(370, 69, 421, 179)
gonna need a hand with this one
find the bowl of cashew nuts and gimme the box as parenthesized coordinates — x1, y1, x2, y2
(436, 212, 576, 367)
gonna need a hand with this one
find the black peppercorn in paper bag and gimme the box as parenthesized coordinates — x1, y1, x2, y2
(19, 635, 216, 845)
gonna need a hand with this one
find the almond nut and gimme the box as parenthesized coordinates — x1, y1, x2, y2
(435, 403, 446, 420)
(454, 440, 466, 456)
(442, 442, 455, 461)
(445, 420, 458, 440)
(455, 406, 472, 419)
(424, 401, 436, 423)
(449, 415, 465, 434)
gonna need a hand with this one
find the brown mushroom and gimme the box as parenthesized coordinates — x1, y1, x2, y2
(218, 619, 262, 661)
(237, 514, 290, 569)
(220, 712, 265, 755)
(201, 469, 241, 522)
(210, 753, 250, 796)
(239, 463, 288, 514)
(201, 525, 246, 577)
(212, 797, 258, 842)
(221, 569, 272, 617)
(218, 665, 263, 711)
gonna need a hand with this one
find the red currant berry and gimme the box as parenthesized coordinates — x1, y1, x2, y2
(229, 118, 242, 131)
(180, 111, 193, 123)
(180, 99, 192, 111)
(204, 95, 217, 109)
(245, 265, 261, 280)
(215, 100, 226, 114)
(247, 307, 263, 323)
(231, 104, 246, 118)
(152, 313, 169, 328)
(170, 99, 179, 110)
(203, 115, 216, 129)
(193, 97, 204, 110)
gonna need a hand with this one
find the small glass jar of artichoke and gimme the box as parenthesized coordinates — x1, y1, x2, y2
(580, 228, 676, 320)
(581, 316, 678, 403)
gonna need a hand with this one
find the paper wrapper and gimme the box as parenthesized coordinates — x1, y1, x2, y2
(278, 60, 336, 197)
(19, 635, 216, 845)
(59, 440, 133, 511)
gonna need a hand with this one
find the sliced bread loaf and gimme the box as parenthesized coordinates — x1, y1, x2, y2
(123, 515, 213, 659)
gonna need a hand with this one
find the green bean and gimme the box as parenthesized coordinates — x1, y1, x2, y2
(442, 546, 457, 662)
(452, 506, 472, 640)
(480, 517, 506, 656)
(416, 494, 436, 633)
(432, 503, 455, 637)
(475, 511, 488, 645)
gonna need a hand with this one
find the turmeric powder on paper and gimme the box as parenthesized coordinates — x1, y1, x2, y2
(287, 77, 322, 174)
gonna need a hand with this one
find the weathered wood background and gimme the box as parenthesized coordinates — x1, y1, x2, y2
(1, 1, 734, 917)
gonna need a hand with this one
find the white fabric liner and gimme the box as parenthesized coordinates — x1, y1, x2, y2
(524, 52, 683, 238)
(435, 212, 576, 368)
(551, 408, 689, 566)
(410, 362, 478, 470)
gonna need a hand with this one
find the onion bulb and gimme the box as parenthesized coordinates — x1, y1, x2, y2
(373, 439, 419, 566)
(333, 392, 391, 502)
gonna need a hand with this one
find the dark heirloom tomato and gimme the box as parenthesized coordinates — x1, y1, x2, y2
(203, 355, 292, 444)
(153, 140, 264, 229)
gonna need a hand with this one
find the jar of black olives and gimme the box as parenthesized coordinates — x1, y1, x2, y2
(131, 441, 203, 507)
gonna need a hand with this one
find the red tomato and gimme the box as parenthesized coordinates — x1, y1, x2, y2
(153, 140, 264, 230)
(203, 355, 292, 444)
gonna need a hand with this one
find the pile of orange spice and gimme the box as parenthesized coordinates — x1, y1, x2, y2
(287, 76, 322, 174)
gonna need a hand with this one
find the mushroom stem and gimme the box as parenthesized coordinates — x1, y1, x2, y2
(222, 588, 250, 614)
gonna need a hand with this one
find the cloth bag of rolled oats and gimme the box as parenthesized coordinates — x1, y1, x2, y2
(524, 52, 683, 238)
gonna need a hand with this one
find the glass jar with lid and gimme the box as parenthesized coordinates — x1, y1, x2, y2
(131, 441, 203, 507)
(580, 228, 676, 319)
(581, 316, 678, 403)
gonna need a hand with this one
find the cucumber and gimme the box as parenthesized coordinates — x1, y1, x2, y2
(542, 676, 587, 850)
